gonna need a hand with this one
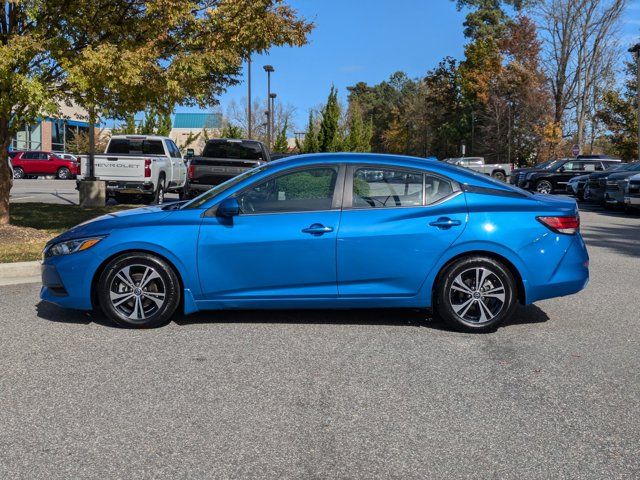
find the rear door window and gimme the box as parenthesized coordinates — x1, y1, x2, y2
(352, 168, 423, 208)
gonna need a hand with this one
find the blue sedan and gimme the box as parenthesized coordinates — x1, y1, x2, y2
(41, 154, 589, 332)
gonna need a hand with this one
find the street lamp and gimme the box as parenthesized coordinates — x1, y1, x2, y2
(247, 56, 252, 139)
(263, 65, 274, 148)
(629, 43, 640, 162)
(270, 92, 277, 142)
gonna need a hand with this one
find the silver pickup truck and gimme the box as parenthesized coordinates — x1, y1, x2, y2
(443, 157, 514, 182)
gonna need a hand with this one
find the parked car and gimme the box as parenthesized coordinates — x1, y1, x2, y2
(11, 150, 79, 180)
(510, 159, 558, 186)
(41, 153, 589, 333)
(566, 174, 591, 200)
(520, 158, 621, 194)
(185, 139, 270, 198)
(604, 163, 640, 208)
(585, 162, 640, 204)
(623, 173, 640, 210)
(443, 157, 513, 181)
(77, 135, 187, 204)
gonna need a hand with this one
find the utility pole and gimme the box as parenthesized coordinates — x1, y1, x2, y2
(263, 65, 274, 148)
(629, 44, 640, 162)
(270, 92, 277, 142)
(247, 56, 252, 139)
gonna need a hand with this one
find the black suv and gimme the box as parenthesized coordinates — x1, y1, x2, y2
(519, 158, 621, 194)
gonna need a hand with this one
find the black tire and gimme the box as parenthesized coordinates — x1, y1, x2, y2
(178, 184, 190, 201)
(57, 167, 71, 180)
(492, 170, 506, 182)
(97, 252, 181, 328)
(153, 176, 166, 204)
(535, 180, 553, 195)
(434, 256, 518, 333)
(13, 167, 24, 179)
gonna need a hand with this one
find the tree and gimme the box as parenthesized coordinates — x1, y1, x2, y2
(538, 0, 628, 153)
(0, 0, 313, 223)
(220, 121, 244, 139)
(597, 58, 638, 160)
(298, 111, 320, 153)
(273, 120, 290, 152)
(318, 86, 343, 152)
(344, 104, 373, 152)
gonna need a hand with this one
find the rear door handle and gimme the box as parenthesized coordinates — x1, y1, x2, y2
(429, 217, 462, 229)
(302, 223, 334, 236)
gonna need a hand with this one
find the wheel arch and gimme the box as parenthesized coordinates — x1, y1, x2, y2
(430, 249, 527, 306)
(90, 248, 185, 310)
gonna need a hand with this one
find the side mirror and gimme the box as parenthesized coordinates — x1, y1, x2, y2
(558, 166, 565, 172)
(186, 148, 194, 159)
(217, 197, 240, 217)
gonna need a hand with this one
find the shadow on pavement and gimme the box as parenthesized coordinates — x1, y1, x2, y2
(37, 301, 550, 332)
(36, 301, 119, 328)
(581, 222, 640, 257)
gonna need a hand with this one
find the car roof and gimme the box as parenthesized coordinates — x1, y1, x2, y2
(268, 153, 518, 190)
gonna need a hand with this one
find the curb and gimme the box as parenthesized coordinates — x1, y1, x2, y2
(0, 261, 41, 286)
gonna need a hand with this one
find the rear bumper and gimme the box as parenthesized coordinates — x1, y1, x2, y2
(526, 234, 589, 304)
(75, 180, 155, 195)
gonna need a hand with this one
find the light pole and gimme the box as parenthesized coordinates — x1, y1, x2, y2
(270, 92, 277, 142)
(629, 43, 640, 162)
(247, 56, 252, 139)
(263, 64, 274, 148)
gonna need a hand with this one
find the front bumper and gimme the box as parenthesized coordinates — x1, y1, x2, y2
(40, 251, 98, 311)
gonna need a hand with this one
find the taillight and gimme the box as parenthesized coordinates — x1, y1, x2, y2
(188, 164, 195, 179)
(537, 215, 580, 235)
(144, 158, 151, 178)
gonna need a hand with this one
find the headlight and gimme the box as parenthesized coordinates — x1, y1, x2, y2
(44, 236, 105, 258)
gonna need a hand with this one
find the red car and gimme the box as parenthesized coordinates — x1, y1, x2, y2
(11, 151, 79, 180)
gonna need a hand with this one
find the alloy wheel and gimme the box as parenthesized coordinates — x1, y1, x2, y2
(536, 180, 552, 194)
(109, 264, 166, 322)
(448, 267, 506, 324)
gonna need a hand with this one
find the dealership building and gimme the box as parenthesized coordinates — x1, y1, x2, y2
(10, 103, 93, 153)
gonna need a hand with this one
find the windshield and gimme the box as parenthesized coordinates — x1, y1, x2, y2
(202, 141, 263, 160)
(182, 163, 272, 209)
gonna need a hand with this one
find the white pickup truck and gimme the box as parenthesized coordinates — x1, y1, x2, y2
(78, 135, 187, 204)
(443, 157, 514, 182)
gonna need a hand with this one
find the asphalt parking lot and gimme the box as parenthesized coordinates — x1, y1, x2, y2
(9, 179, 179, 205)
(0, 206, 639, 479)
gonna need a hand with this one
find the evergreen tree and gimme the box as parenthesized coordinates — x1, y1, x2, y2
(273, 120, 290, 152)
(299, 111, 319, 153)
(319, 86, 343, 152)
(345, 104, 372, 152)
(220, 121, 244, 139)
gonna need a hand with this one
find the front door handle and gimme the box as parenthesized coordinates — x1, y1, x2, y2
(429, 217, 462, 229)
(302, 223, 334, 236)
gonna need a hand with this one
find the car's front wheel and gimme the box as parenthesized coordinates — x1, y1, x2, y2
(97, 253, 181, 328)
(435, 256, 518, 332)
(536, 180, 553, 194)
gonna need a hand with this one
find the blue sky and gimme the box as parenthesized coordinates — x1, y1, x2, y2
(177, 0, 640, 130)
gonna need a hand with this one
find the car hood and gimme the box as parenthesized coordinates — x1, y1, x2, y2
(47, 205, 172, 245)
(607, 171, 640, 181)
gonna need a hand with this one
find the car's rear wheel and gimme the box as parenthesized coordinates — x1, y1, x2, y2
(492, 171, 506, 182)
(13, 167, 24, 179)
(56, 167, 71, 180)
(536, 180, 553, 194)
(97, 253, 180, 328)
(435, 256, 518, 332)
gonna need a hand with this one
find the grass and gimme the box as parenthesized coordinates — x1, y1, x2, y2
(0, 203, 132, 263)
